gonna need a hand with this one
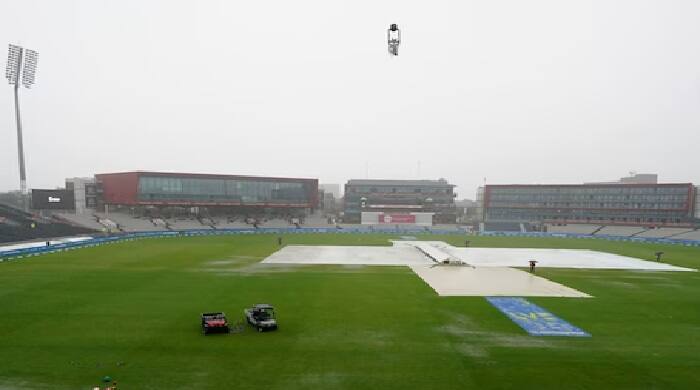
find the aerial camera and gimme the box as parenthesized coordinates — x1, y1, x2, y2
(387, 24, 401, 56)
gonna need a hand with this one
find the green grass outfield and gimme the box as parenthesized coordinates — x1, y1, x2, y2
(1, 234, 699, 389)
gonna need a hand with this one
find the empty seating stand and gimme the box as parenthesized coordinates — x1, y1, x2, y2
(97, 217, 119, 232)
(213, 219, 249, 229)
(96, 213, 161, 232)
(169, 219, 212, 230)
(594, 226, 647, 237)
(55, 213, 104, 230)
(671, 229, 700, 241)
(635, 228, 694, 238)
(0, 205, 95, 243)
(545, 224, 601, 235)
(483, 222, 522, 232)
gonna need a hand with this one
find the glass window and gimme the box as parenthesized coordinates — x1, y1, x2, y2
(138, 176, 309, 204)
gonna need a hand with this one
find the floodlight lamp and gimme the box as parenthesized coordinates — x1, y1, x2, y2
(5, 44, 21, 85)
(21, 49, 38, 88)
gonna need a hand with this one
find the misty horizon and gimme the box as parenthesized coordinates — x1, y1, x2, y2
(2, 0, 700, 200)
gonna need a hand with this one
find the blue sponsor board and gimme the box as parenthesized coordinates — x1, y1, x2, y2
(486, 297, 590, 337)
(0, 227, 466, 261)
(5, 226, 699, 261)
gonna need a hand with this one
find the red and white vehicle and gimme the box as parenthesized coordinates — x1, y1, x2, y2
(201, 312, 230, 335)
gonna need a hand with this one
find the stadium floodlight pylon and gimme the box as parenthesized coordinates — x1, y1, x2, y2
(5, 44, 38, 209)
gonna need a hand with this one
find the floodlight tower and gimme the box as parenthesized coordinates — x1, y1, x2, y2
(5, 44, 38, 209)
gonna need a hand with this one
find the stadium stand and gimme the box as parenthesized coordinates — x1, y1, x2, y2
(520, 223, 540, 232)
(55, 212, 104, 230)
(168, 218, 212, 230)
(634, 227, 694, 238)
(594, 226, 647, 237)
(208, 217, 248, 229)
(545, 224, 601, 235)
(433, 224, 461, 231)
(482, 222, 522, 232)
(97, 217, 119, 232)
(0, 204, 95, 243)
(196, 217, 216, 229)
(304, 213, 336, 227)
(670, 229, 700, 241)
(151, 218, 170, 230)
(261, 218, 292, 228)
(214, 221, 249, 229)
(96, 213, 160, 232)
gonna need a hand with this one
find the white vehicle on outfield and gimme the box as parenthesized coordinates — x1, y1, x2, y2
(244, 304, 278, 332)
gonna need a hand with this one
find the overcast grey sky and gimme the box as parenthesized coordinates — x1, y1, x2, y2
(2, 0, 699, 198)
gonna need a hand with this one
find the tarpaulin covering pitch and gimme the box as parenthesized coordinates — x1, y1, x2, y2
(486, 297, 590, 337)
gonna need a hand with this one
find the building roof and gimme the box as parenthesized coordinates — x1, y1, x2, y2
(95, 171, 317, 182)
(485, 183, 692, 189)
(346, 179, 454, 187)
